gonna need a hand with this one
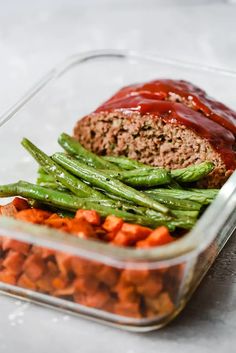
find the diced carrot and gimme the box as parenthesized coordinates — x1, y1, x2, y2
(52, 276, 68, 290)
(85, 288, 110, 309)
(136, 240, 145, 248)
(55, 252, 73, 276)
(0, 203, 18, 217)
(75, 209, 101, 226)
(102, 298, 116, 313)
(45, 219, 68, 229)
(36, 280, 52, 293)
(23, 254, 45, 280)
(120, 269, 150, 285)
(74, 288, 110, 309)
(73, 277, 99, 295)
(147, 226, 174, 246)
(70, 257, 86, 276)
(114, 281, 139, 302)
(46, 260, 59, 276)
(32, 245, 55, 259)
(2, 251, 25, 275)
(113, 223, 152, 246)
(122, 223, 152, 238)
(112, 231, 129, 246)
(71, 257, 101, 277)
(96, 265, 119, 287)
(102, 215, 123, 233)
(136, 226, 174, 248)
(106, 231, 117, 242)
(113, 301, 141, 318)
(53, 285, 75, 297)
(93, 227, 107, 241)
(44, 213, 61, 221)
(60, 225, 73, 233)
(137, 275, 163, 298)
(16, 209, 52, 224)
(42, 248, 55, 258)
(2, 238, 30, 255)
(145, 292, 175, 317)
(135, 240, 147, 248)
(17, 273, 37, 290)
(121, 223, 152, 236)
(0, 269, 17, 285)
(36, 273, 54, 293)
(44, 215, 70, 229)
(68, 218, 94, 238)
(72, 292, 87, 305)
(12, 197, 30, 211)
(118, 286, 138, 302)
(45, 213, 60, 221)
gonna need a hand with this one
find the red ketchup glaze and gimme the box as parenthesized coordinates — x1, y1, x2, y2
(103, 80, 236, 135)
(95, 80, 236, 170)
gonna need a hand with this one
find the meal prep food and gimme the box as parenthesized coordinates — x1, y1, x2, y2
(75, 79, 236, 187)
(0, 200, 181, 318)
(0, 78, 235, 321)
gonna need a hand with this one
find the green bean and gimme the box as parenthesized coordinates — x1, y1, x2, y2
(38, 169, 172, 219)
(21, 138, 102, 199)
(171, 162, 214, 183)
(103, 156, 214, 184)
(186, 188, 219, 198)
(170, 209, 199, 219)
(0, 181, 196, 230)
(99, 167, 171, 187)
(37, 175, 56, 185)
(120, 174, 170, 188)
(37, 181, 63, 190)
(38, 166, 53, 175)
(144, 190, 202, 210)
(0, 181, 173, 229)
(58, 133, 120, 170)
(54, 153, 171, 187)
(37, 167, 67, 191)
(103, 155, 148, 170)
(166, 180, 183, 190)
(164, 219, 195, 230)
(52, 153, 170, 215)
(145, 188, 218, 204)
(85, 197, 198, 221)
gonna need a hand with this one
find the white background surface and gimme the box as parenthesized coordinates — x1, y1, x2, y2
(0, 1, 235, 352)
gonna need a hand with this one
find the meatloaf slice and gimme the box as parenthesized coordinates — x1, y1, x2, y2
(74, 80, 236, 188)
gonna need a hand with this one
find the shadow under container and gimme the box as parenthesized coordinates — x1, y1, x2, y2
(0, 51, 236, 331)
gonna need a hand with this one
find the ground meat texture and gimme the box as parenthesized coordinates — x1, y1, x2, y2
(74, 79, 236, 188)
(74, 111, 232, 188)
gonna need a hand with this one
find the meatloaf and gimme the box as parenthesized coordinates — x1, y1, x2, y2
(74, 79, 236, 187)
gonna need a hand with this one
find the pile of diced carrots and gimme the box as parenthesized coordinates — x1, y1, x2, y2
(0, 198, 180, 318)
(0, 197, 175, 248)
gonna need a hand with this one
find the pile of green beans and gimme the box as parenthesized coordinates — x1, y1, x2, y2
(0, 133, 218, 232)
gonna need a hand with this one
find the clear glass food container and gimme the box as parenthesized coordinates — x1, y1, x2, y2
(0, 50, 235, 331)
